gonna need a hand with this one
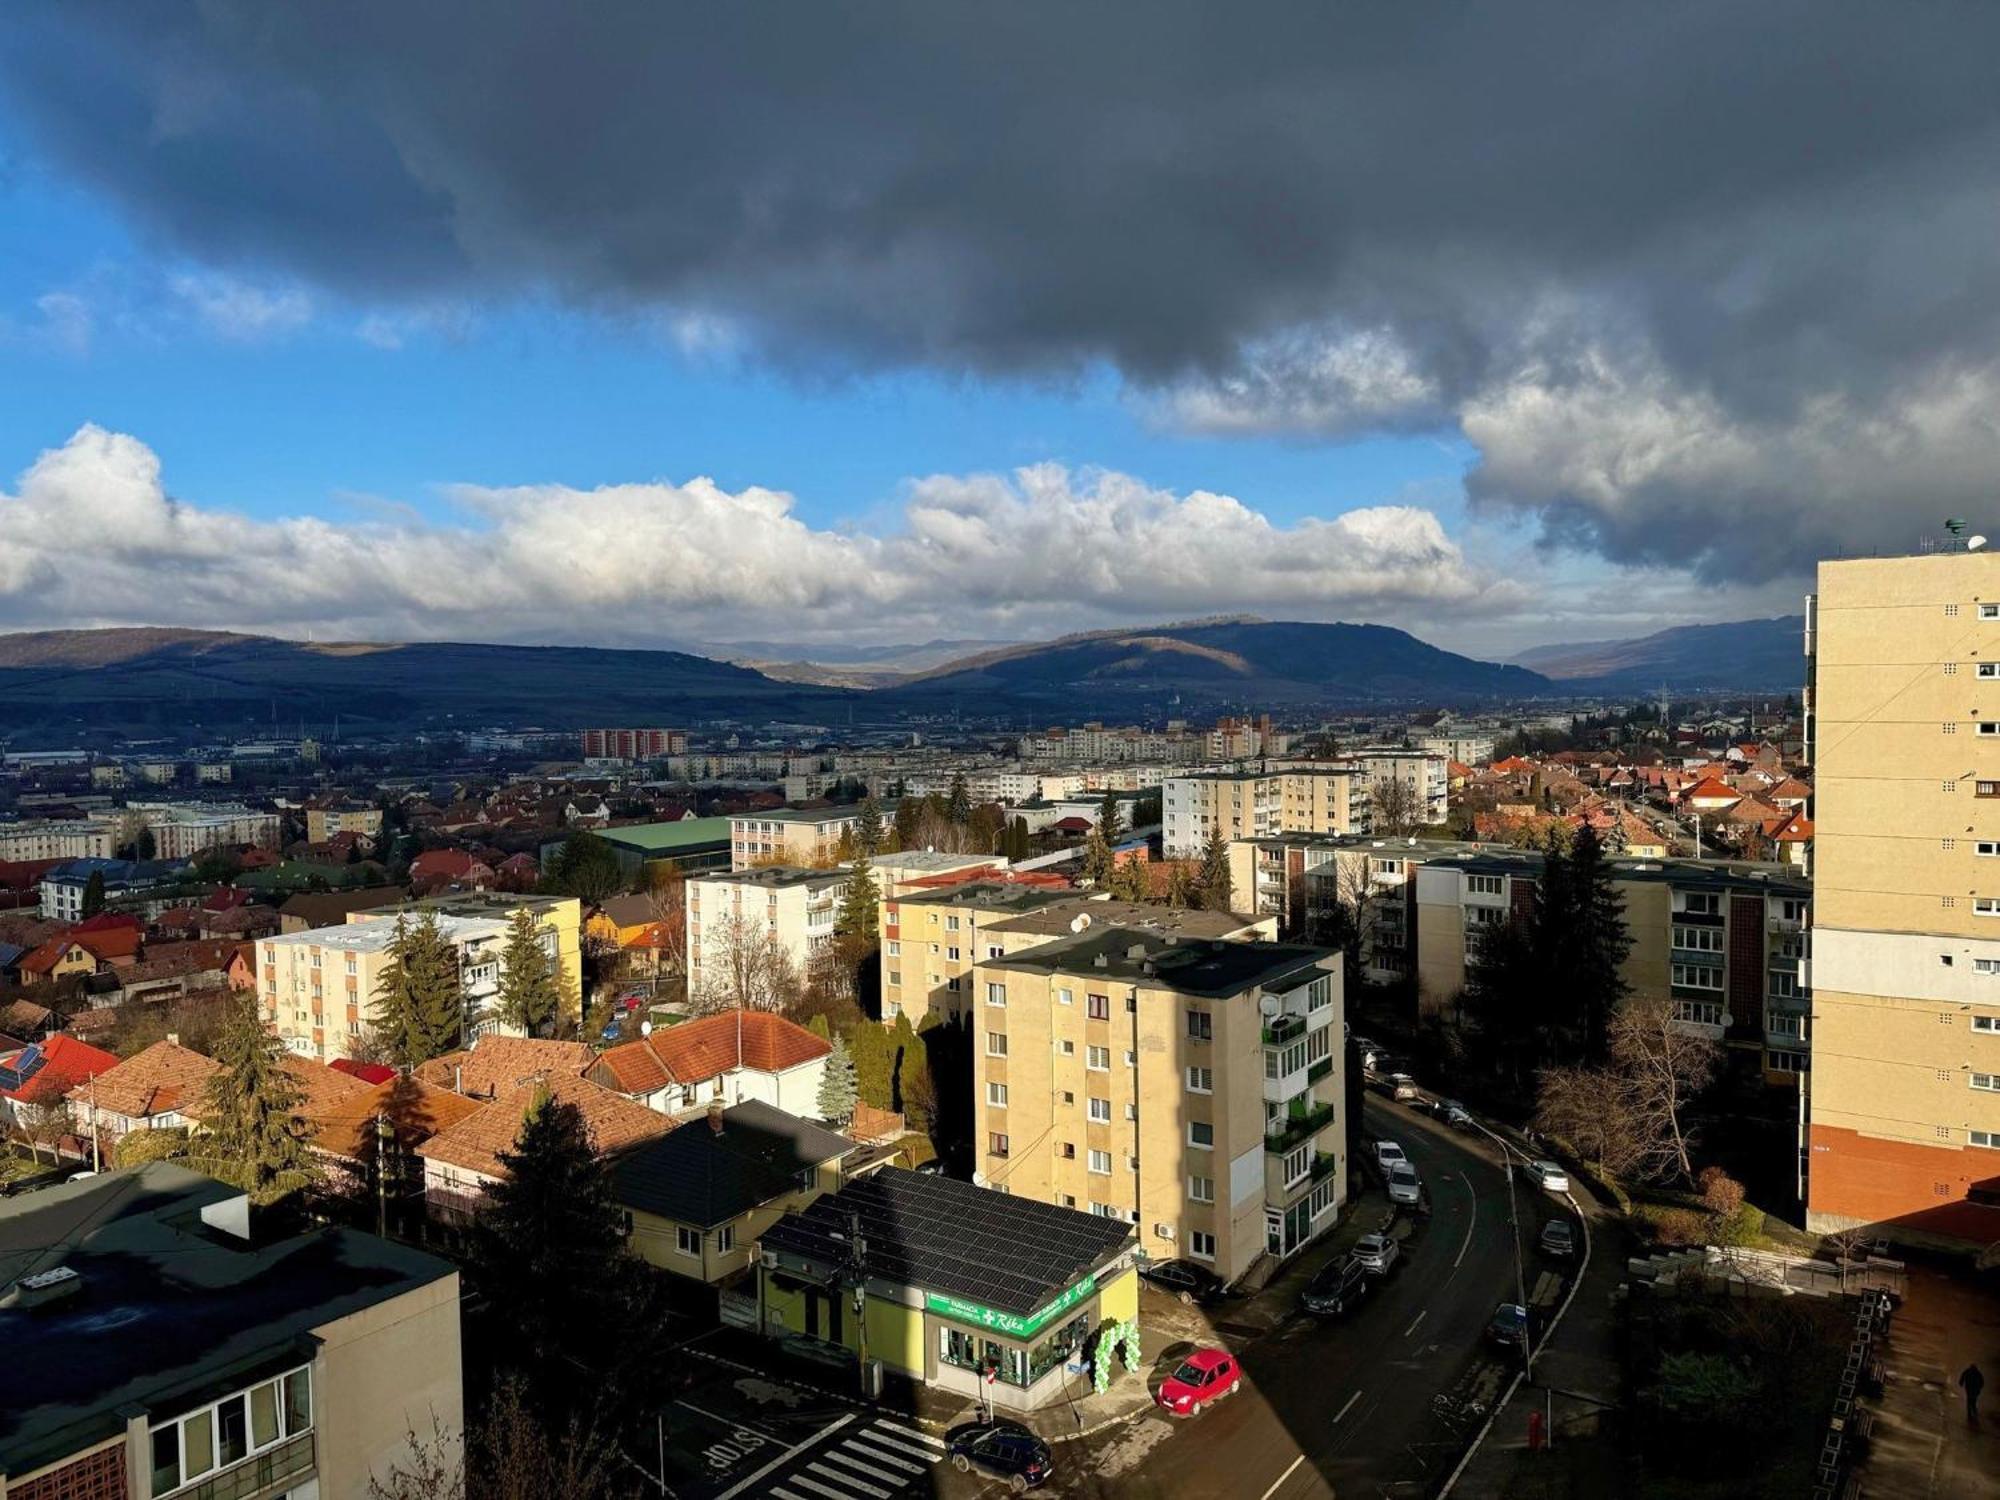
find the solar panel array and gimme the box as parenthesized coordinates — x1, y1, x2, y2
(0, 1044, 46, 1093)
(761, 1168, 1133, 1316)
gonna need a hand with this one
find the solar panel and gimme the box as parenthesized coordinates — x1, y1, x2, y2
(0, 1044, 45, 1092)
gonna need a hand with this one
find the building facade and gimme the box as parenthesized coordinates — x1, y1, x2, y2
(0, 819, 114, 862)
(972, 928, 1343, 1282)
(686, 867, 848, 1001)
(1807, 552, 2000, 1244)
(1162, 768, 1369, 857)
(582, 727, 688, 760)
(729, 808, 868, 870)
(128, 802, 282, 859)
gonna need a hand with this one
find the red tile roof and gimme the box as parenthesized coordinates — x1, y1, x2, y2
(73, 1039, 223, 1118)
(72, 912, 143, 935)
(645, 1010, 829, 1085)
(416, 1072, 669, 1180)
(330, 1058, 399, 1085)
(413, 1035, 597, 1099)
(73, 926, 143, 962)
(314, 1075, 485, 1160)
(2, 1033, 120, 1103)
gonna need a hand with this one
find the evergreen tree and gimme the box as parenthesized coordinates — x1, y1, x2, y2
(1004, 817, 1031, 862)
(1195, 827, 1234, 912)
(199, 997, 316, 1205)
(893, 797, 921, 852)
(946, 775, 972, 827)
(469, 1097, 631, 1375)
(856, 795, 885, 857)
(547, 828, 625, 904)
(1165, 861, 1194, 910)
(494, 907, 561, 1038)
(1098, 790, 1122, 846)
(1080, 827, 1114, 887)
(1107, 856, 1149, 903)
(1545, 824, 1632, 1062)
(80, 869, 106, 919)
(836, 853, 880, 944)
(816, 1033, 859, 1125)
(370, 913, 467, 1066)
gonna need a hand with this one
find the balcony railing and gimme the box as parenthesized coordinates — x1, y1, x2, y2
(1262, 1014, 1305, 1046)
(1311, 1150, 1340, 1183)
(1265, 1102, 1336, 1154)
(1306, 1057, 1333, 1085)
(182, 1432, 316, 1500)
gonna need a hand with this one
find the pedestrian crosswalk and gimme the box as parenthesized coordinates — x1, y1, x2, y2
(764, 1415, 948, 1500)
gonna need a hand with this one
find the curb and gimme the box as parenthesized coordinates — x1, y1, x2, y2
(1043, 1397, 1159, 1444)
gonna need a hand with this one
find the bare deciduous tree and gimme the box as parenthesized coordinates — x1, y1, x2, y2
(1533, 1064, 1645, 1178)
(1369, 773, 1424, 837)
(1607, 992, 1721, 1184)
(369, 1374, 631, 1500)
(691, 910, 802, 1014)
(643, 867, 687, 979)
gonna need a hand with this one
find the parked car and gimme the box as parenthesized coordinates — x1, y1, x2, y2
(1428, 1097, 1473, 1129)
(945, 1418, 1053, 1492)
(1349, 1232, 1401, 1276)
(1485, 1303, 1532, 1357)
(1523, 1160, 1570, 1194)
(1388, 1072, 1420, 1102)
(1374, 1140, 1408, 1171)
(1301, 1256, 1374, 1317)
(1539, 1219, 1575, 1258)
(1387, 1162, 1423, 1205)
(1138, 1257, 1230, 1306)
(1156, 1347, 1244, 1417)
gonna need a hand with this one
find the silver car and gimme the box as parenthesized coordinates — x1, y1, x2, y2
(1350, 1231, 1401, 1275)
(1387, 1162, 1422, 1205)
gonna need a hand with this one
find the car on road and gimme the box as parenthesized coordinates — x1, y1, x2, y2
(1428, 1097, 1474, 1130)
(1349, 1232, 1401, 1276)
(1485, 1302, 1532, 1358)
(1300, 1256, 1374, 1317)
(1374, 1140, 1408, 1171)
(1387, 1072, 1420, 1101)
(1387, 1162, 1423, 1205)
(1523, 1159, 1570, 1193)
(1539, 1219, 1576, 1258)
(1156, 1347, 1244, 1417)
(1138, 1257, 1231, 1305)
(945, 1418, 1053, 1491)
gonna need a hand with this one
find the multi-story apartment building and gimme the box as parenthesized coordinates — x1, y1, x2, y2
(972, 927, 1342, 1280)
(0, 818, 114, 862)
(306, 802, 385, 843)
(1412, 848, 1811, 1080)
(359, 891, 585, 1003)
(685, 867, 848, 999)
(1806, 552, 2000, 1243)
(1339, 749, 1451, 825)
(881, 881, 1274, 1025)
(582, 727, 688, 759)
(1419, 733, 1497, 766)
(0, 1162, 462, 1500)
(258, 912, 511, 1063)
(1162, 767, 1369, 856)
(127, 801, 282, 859)
(728, 807, 870, 869)
(39, 858, 185, 921)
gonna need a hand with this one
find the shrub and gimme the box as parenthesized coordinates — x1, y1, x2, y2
(114, 1127, 190, 1168)
(1716, 1202, 1764, 1248)
(1697, 1166, 1745, 1217)
(1648, 1206, 1713, 1247)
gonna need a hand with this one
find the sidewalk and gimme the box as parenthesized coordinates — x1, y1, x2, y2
(1860, 1263, 2000, 1498)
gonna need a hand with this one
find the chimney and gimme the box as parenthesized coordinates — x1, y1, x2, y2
(708, 1100, 725, 1134)
(167, 1032, 180, 1048)
(454, 1064, 463, 1094)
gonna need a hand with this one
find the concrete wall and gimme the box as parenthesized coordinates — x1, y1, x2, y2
(311, 1271, 463, 1500)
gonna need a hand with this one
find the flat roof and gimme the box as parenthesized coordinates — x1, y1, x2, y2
(261, 912, 506, 952)
(399, 891, 576, 919)
(985, 900, 1253, 940)
(760, 1166, 1132, 1318)
(1418, 848, 1810, 896)
(891, 880, 1080, 915)
(0, 1164, 455, 1476)
(987, 926, 1332, 998)
(596, 816, 734, 852)
(690, 866, 848, 891)
(870, 851, 997, 873)
(730, 806, 864, 825)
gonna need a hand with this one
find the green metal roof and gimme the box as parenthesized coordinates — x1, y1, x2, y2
(598, 816, 733, 853)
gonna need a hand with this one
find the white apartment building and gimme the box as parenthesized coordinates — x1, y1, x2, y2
(257, 913, 510, 1063)
(686, 866, 849, 998)
(0, 819, 115, 862)
(1418, 734, 1496, 766)
(728, 807, 868, 869)
(129, 801, 282, 858)
(1162, 768, 1370, 857)
(1338, 750, 1451, 825)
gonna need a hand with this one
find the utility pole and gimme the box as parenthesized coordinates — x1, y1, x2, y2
(88, 1074, 100, 1173)
(374, 1111, 392, 1238)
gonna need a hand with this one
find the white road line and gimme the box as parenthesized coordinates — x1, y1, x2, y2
(715, 1413, 854, 1500)
(823, 1447, 907, 1485)
(842, 1436, 925, 1475)
(873, 1417, 946, 1450)
(848, 1430, 940, 1463)
(1453, 1172, 1479, 1269)
(676, 1399, 783, 1443)
(1403, 1309, 1428, 1338)
(770, 1489, 813, 1500)
(1258, 1452, 1306, 1500)
(808, 1459, 890, 1498)
(790, 1473, 865, 1500)
(1332, 1390, 1362, 1424)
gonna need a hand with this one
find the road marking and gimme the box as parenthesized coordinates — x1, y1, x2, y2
(1453, 1172, 1479, 1269)
(842, 1436, 925, 1475)
(823, 1447, 906, 1484)
(714, 1414, 853, 1500)
(677, 1399, 783, 1443)
(790, 1474, 865, 1500)
(808, 1459, 890, 1497)
(1259, 1452, 1307, 1500)
(1332, 1390, 1362, 1424)
(847, 1430, 940, 1463)
(873, 1417, 945, 1450)
(1403, 1309, 1428, 1337)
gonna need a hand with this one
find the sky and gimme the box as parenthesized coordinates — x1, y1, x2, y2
(1, 4, 1992, 659)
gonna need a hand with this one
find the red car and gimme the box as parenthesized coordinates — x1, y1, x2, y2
(1156, 1347, 1244, 1417)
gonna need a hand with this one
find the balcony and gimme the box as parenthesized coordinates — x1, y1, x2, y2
(1262, 1014, 1305, 1046)
(1311, 1150, 1340, 1183)
(1266, 1101, 1336, 1153)
(1767, 914, 1804, 934)
(181, 1432, 316, 1500)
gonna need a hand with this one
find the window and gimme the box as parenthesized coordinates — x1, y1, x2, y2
(1767, 1009, 1803, 1038)
(986, 1031, 1008, 1057)
(1188, 1121, 1214, 1149)
(987, 1082, 1009, 1107)
(990, 1132, 1011, 1157)
(1769, 970, 1800, 999)
(1672, 963, 1724, 991)
(1186, 1009, 1213, 1042)
(1186, 1066, 1213, 1093)
(716, 1224, 735, 1254)
(1189, 1230, 1217, 1260)
(1467, 874, 1504, 897)
(1089, 1149, 1112, 1174)
(1973, 1130, 2000, 1149)
(1282, 1143, 1312, 1185)
(1125, 1103, 1139, 1121)
(1984, 724, 2000, 737)
(1086, 1045, 1110, 1070)
(1973, 1014, 2000, 1030)
(1060, 1142, 1075, 1158)
(986, 944, 1002, 959)
(1673, 925, 1723, 952)
(886, 971, 901, 988)
(885, 940, 900, 956)
(1982, 603, 2000, 620)
(1974, 1073, 2000, 1092)
(1090, 1201, 1117, 1218)
(1983, 662, 2000, 678)
(1680, 891, 1720, 915)
(1086, 993, 1110, 1020)
(1125, 1049, 1137, 1067)
(1056, 1038, 1076, 1056)
(1767, 1049, 1809, 1074)
(947, 946, 961, 961)
(150, 1365, 313, 1496)
(1982, 842, 2000, 857)
(1188, 1175, 1215, 1202)
(1674, 999, 1724, 1026)
(1982, 782, 2000, 799)
(1979, 899, 2000, 917)
(946, 914, 961, 931)
(1057, 987, 1073, 1006)
(986, 982, 1006, 1007)
(676, 1225, 701, 1257)
(1088, 1096, 1111, 1122)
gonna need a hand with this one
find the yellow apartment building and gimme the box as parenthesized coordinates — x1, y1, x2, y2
(1162, 767, 1369, 856)
(972, 927, 1342, 1282)
(1808, 551, 2000, 1244)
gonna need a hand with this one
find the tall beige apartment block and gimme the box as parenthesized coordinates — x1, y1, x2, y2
(971, 927, 1342, 1283)
(1808, 551, 2000, 1244)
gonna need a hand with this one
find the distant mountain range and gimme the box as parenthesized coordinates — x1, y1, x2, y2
(1511, 616, 1806, 692)
(883, 618, 1550, 707)
(713, 636, 1020, 690)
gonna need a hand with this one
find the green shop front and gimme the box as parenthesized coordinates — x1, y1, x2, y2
(756, 1166, 1140, 1413)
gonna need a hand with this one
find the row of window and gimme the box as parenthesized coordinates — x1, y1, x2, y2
(150, 1367, 311, 1499)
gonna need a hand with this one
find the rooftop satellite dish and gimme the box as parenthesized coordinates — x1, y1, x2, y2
(1258, 992, 1281, 1017)
(1971, 536, 1989, 552)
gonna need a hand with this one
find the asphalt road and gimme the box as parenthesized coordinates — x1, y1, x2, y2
(932, 1097, 1564, 1500)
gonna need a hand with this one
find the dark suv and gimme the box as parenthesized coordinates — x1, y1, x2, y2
(1300, 1256, 1374, 1317)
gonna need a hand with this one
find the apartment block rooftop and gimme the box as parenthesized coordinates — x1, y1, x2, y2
(1421, 847, 1810, 895)
(987, 926, 1332, 998)
(890, 880, 1082, 916)
(984, 900, 1258, 941)
(259, 911, 507, 952)
(690, 865, 849, 891)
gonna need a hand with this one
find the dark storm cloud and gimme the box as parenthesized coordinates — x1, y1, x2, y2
(5, 2, 2000, 577)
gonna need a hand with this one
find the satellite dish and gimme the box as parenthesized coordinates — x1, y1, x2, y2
(1258, 992, 1281, 1018)
(1970, 536, 1989, 552)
